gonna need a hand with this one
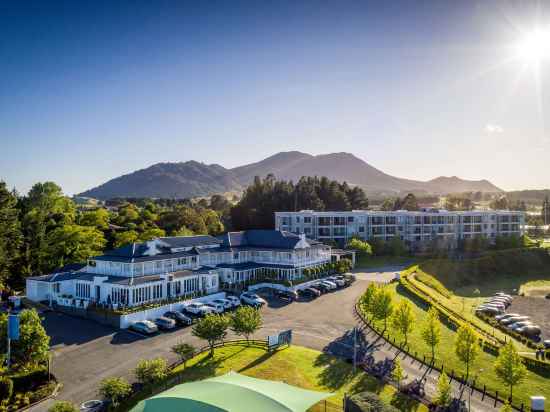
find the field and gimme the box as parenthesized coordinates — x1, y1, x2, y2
(121, 344, 427, 412)
(371, 283, 550, 407)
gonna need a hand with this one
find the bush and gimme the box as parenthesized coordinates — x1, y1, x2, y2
(48, 401, 78, 412)
(99, 377, 131, 407)
(346, 391, 399, 412)
(134, 358, 168, 385)
(0, 377, 13, 402)
(11, 367, 49, 392)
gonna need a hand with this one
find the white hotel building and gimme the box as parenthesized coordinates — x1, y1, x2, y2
(26, 230, 331, 309)
(275, 209, 525, 250)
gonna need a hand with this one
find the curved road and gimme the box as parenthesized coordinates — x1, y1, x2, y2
(32, 267, 498, 411)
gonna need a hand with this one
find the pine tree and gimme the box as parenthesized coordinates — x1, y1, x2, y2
(0, 182, 22, 287)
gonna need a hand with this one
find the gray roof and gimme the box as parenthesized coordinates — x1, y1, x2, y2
(159, 235, 221, 248)
(218, 230, 315, 250)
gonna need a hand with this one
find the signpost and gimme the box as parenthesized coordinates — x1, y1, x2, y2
(7, 313, 20, 370)
(267, 329, 293, 350)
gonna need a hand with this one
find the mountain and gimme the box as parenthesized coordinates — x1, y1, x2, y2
(79, 161, 241, 199)
(79, 151, 502, 200)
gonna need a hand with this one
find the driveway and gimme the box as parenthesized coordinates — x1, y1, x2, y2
(32, 268, 498, 411)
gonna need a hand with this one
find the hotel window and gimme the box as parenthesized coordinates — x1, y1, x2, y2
(318, 217, 331, 226)
(304, 227, 311, 235)
(53, 283, 60, 293)
(304, 217, 312, 224)
(347, 216, 354, 223)
(358, 226, 365, 232)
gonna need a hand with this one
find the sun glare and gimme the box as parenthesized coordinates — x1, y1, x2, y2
(517, 28, 550, 62)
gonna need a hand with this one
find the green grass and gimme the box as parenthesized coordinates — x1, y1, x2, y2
(121, 343, 427, 412)
(355, 255, 418, 269)
(368, 283, 550, 407)
(414, 271, 452, 298)
(518, 280, 550, 297)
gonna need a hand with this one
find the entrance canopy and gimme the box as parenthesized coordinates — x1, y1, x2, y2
(130, 371, 333, 412)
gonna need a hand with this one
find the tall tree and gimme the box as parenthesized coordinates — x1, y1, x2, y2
(391, 300, 415, 346)
(0, 182, 22, 287)
(192, 314, 230, 356)
(434, 372, 452, 408)
(372, 286, 393, 330)
(230, 306, 263, 343)
(454, 324, 479, 381)
(45, 224, 106, 269)
(494, 341, 526, 401)
(421, 307, 441, 362)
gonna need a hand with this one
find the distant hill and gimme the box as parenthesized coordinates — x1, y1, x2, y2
(79, 151, 503, 200)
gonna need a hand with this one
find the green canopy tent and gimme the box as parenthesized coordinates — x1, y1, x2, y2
(130, 371, 333, 412)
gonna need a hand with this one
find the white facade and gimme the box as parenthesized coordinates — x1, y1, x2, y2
(275, 209, 525, 250)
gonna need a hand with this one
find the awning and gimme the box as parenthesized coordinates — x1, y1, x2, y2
(130, 371, 333, 412)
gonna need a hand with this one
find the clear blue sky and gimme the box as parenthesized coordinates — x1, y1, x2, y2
(1, 0, 549, 195)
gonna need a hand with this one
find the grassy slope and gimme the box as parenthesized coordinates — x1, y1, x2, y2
(377, 283, 550, 407)
(169, 344, 428, 412)
(355, 255, 418, 269)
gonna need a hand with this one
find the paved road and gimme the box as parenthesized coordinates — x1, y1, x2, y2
(32, 268, 498, 411)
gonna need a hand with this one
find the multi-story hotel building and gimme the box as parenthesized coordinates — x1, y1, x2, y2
(26, 230, 331, 308)
(275, 209, 525, 249)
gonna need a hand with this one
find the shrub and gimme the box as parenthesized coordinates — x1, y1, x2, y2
(11, 367, 49, 392)
(134, 358, 168, 385)
(99, 377, 131, 407)
(0, 378, 13, 402)
(346, 391, 399, 412)
(48, 401, 78, 412)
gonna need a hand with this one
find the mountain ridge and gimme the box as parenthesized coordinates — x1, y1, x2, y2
(79, 151, 502, 199)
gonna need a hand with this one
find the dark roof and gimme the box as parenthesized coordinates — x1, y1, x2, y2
(28, 270, 199, 286)
(216, 262, 297, 270)
(160, 235, 221, 248)
(51, 263, 87, 273)
(218, 230, 313, 250)
(27, 272, 85, 282)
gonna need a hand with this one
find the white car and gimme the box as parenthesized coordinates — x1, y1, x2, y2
(212, 299, 233, 311)
(320, 280, 337, 290)
(495, 313, 520, 321)
(203, 302, 225, 314)
(240, 292, 267, 307)
(327, 277, 345, 287)
(225, 296, 241, 308)
(185, 303, 212, 316)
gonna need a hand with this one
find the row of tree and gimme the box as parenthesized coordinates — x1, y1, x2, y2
(360, 285, 527, 403)
(230, 175, 369, 230)
(0, 181, 227, 290)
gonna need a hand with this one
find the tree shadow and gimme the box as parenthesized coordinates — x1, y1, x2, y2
(238, 350, 277, 373)
(389, 391, 425, 412)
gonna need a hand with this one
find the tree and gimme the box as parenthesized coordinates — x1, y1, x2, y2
(0, 309, 50, 369)
(44, 224, 106, 269)
(434, 372, 452, 408)
(192, 314, 230, 356)
(388, 236, 407, 256)
(391, 300, 415, 346)
(98, 377, 131, 408)
(113, 230, 139, 248)
(345, 238, 372, 256)
(134, 358, 168, 385)
(454, 324, 478, 381)
(171, 342, 195, 369)
(360, 283, 379, 318)
(230, 306, 262, 343)
(372, 286, 393, 330)
(78, 208, 109, 230)
(48, 401, 78, 412)
(494, 341, 526, 401)
(0, 182, 22, 287)
(421, 307, 441, 362)
(391, 358, 404, 390)
(138, 227, 166, 242)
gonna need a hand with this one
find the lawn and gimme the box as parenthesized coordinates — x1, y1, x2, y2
(122, 343, 428, 412)
(518, 280, 550, 297)
(355, 255, 418, 269)
(368, 283, 550, 407)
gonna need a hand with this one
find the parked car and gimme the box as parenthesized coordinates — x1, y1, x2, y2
(501, 316, 529, 325)
(298, 287, 321, 298)
(476, 306, 501, 315)
(312, 283, 330, 293)
(225, 295, 241, 308)
(494, 292, 512, 298)
(80, 400, 105, 412)
(519, 325, 541, 336)
(509, 321, 533, 331)
(320, 280, 337, 290)
(327, 277, 346, 287)
(203, 302, 225, 313)
(155, 316, 176, 330)
(164, 311, 193, 326)
(542, 340, 550, 349)
(274, 289, 298, 301)
(130, 320, 158, 335)
(495, 313, 520, 321)
(240, 292, 267, 307)
(185, 302, 213, 316)
(212, 298, 233, 311)
(488, 298, 511, 307)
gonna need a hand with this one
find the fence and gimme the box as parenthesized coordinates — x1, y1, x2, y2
(354, 299, 529, 411)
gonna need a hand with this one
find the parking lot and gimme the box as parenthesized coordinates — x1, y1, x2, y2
(32, 270, 400, 411)
(504, 295, 550, 341)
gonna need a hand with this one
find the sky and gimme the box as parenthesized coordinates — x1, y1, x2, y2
(1, 0, 549, 195)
